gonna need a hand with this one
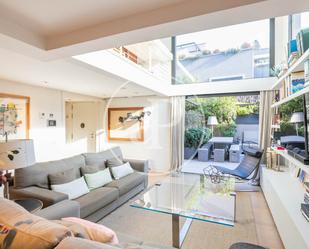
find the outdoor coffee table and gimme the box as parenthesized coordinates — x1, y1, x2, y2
(130, 173, 236, 248)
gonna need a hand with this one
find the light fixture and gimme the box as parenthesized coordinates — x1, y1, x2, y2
(290, 112, 304, 136)
(207, 116, 218, 137)
(0, 139, 36, 199)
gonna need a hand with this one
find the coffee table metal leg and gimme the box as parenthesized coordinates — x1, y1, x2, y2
(172, 214, 193, 248)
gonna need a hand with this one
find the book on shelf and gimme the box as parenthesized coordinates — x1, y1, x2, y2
(296, 28, 309, 55)
(305, 192, 309, 204)
(301, 203, 309, 222)
(305, 182, 309, 192)
(291, 71, 305, 94)
(305, 60, 309, 86)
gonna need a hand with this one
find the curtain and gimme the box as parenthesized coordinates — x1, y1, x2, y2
(252, 90, 274, 183)
(170, 96, 185, 172)
(258, 90, 274, 154)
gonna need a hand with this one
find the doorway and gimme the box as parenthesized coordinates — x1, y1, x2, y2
(65, 101, 100, 153)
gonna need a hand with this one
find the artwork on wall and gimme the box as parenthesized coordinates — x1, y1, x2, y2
(108, 107, 150, 141)
(0, 93, 30, 141)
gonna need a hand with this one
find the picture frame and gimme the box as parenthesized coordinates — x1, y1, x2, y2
(108, 107, 144, 141)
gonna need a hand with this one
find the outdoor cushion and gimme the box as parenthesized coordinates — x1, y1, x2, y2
(0, 198, 71, 249)
(106, 172, 146, 195)
(75, 187, 118, 218)
(48, 168, 76, 186)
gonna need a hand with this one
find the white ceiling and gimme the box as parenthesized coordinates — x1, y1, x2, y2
(0, 0, 184, 36)
(0, 47, 155, 98)
(0, 0, 309, 99)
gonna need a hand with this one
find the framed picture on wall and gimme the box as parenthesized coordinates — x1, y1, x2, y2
(108, 107, 145, 141)
(0, 93, 30, 141)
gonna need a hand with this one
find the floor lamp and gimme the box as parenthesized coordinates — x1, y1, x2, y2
(290, 112, 304, 136)
(0, 139, 35, 199)
(207, 116, 218, 137)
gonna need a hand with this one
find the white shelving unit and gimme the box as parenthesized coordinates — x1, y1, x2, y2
(261, 167, 309, 249)
(270, 48, 309, 108)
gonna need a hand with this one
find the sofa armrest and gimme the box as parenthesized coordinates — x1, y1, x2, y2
(124, 158, 149, 173)
(35, 200, 80, 220)
(10, 186, 68, 207)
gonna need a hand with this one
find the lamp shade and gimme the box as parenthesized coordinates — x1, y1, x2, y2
(207, 116, 218, 126)
(290, 112, 304, 123)
(0, 139, 35, 170)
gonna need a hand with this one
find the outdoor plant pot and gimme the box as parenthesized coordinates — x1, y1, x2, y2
(184, 147, 197, 159)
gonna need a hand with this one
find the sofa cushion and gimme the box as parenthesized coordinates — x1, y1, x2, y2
(14, 155, 85, 189)
(84, 168, 113, 190)
(9, 186, 68, 207)
(81, 164, 106, 175)
(83, 147, 123, 169)
(106, 157, 124, 168)
(110, 162, 134, 180)
(51, 177, 90, 200)
(0, 198, 71, 249)
(75, 187, 118, 218)
(106, 172, 146, 196)
(62, 217, 119, 244)
(48, 168, 76, 186)
(55, 237, 117, 249)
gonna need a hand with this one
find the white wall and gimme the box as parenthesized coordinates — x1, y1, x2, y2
(0, 79, 103, 162)
(103, 96, 171, 172)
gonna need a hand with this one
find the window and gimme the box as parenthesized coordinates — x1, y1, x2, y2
(291, 11, 309, 38)
(174, 19, 270, 84)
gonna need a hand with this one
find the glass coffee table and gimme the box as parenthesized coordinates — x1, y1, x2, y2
(130, 173, 236, 248)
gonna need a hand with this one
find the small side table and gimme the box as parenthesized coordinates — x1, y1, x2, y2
(14, 198, 43, 213)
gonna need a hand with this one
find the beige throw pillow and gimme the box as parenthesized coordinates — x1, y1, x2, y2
(0, 198, 71, 249)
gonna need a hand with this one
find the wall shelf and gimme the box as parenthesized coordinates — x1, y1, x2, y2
(271, 48, 309, 90)
(271, 86, 309, 108)
(272, 148, 309, 175)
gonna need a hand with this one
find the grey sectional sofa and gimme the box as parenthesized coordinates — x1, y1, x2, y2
(10, 146, 149, 222)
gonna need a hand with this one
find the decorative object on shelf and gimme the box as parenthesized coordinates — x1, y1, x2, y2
(203, 165, 224, 184)
(290, 112, 304, 136)
(0, 139, 35, 199)
(270, 62, 287, 78)
(207, 116, 218, 138)
(108, 107, 146, 141)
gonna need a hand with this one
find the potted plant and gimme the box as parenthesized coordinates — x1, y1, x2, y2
(184, 128, 211, 159)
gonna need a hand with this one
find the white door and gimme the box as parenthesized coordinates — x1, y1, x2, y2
(70, 102, 99, 152)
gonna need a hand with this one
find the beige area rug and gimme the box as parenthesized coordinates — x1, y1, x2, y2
(99, 192, 258, 249)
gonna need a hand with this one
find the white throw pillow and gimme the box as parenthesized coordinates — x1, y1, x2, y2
(84, 168, 113, 190)
(111, 162, 134, 180)
(51, 177, 89, 199)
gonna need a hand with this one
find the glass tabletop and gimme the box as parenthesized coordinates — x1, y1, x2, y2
(130, 173, 236, 226)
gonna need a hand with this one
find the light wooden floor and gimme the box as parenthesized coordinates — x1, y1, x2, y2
(148, 172, 284, 249)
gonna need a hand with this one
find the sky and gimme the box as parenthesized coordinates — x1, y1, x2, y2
(176, 19, 270, 51)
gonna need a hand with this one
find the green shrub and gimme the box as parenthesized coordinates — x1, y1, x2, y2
(215, 122, 236, 137)
(184, 128, 211, 148)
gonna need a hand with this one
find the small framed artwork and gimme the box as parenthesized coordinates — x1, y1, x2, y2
(0, 93, 30, 141)
(108, 107, 145, 141)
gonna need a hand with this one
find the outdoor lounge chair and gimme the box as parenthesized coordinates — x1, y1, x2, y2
(214, 147, 263, 180)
